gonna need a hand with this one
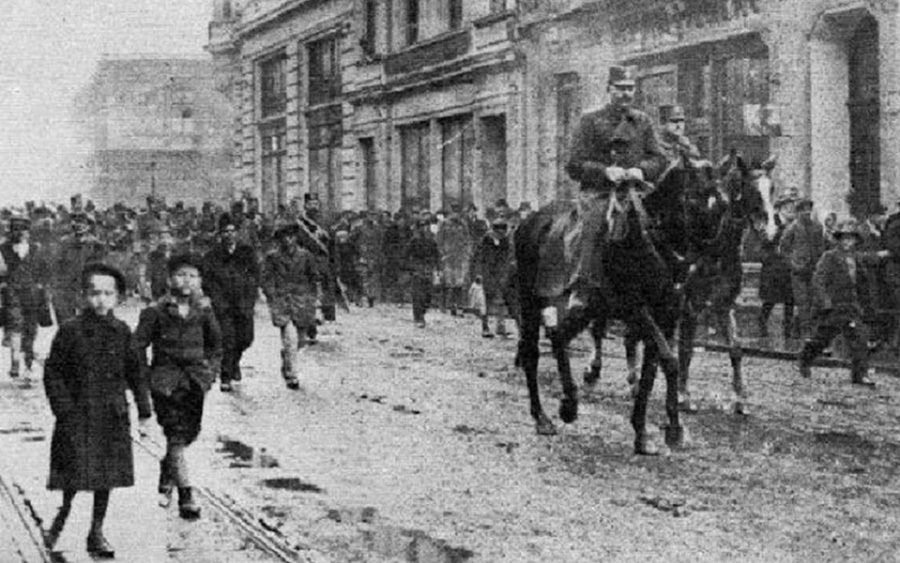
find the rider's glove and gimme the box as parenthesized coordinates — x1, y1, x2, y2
(605, 165, 626, 183)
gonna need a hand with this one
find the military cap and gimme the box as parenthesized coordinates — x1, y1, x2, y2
(82, 262, 128, 295)
(167, 253, 204, 276)
(659, 104, 686, 124)
(518, 201, 533, 213)
(608, 65, 636, 86)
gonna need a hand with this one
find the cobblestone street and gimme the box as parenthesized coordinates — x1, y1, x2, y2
(2, 301, 900, 561)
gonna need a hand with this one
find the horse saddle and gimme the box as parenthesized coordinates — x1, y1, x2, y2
(535, 202, 581, 298)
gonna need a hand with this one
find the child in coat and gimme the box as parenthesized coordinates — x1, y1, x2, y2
(134, 254, 222, 519)
(43, 263, 152, 558)
(798, 219, 890, 386)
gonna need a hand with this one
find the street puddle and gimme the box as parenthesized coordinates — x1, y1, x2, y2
(362, 527, 474, 563)
(216, 436, 279, 468)
(260, 477, 324, 494)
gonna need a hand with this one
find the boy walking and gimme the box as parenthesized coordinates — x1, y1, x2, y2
(43, 263, 152, 558)
(262, 219, 320, 389)
(798, 219, 890, 386)
(134, 254, 222, 519)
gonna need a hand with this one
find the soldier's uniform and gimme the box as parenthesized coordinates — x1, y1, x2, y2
(566, 66, 667, 305)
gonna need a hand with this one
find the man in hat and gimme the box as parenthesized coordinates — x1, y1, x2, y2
(779, 198, 827, 339)
(52, 212, 107, 324)
(565, 64, 668, 312)
(756, 189, 798, 339)
(798, 219, 890, 386)
(404, 218, 440, 328)
(474, 214, 513, 337)
(353, 210, 384, 307)
(436, 204, 472, 316)
(262, 219, 321, 389)
(202, 213, 261, 392)
(0, 213, 49, 377)
(142, 224, 177, 302)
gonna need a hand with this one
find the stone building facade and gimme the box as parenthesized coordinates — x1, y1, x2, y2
(77, 55, 234, 208)
(209, 0, 900, 219)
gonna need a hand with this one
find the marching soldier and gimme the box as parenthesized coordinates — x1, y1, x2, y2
(658, 104, 702, 164)
(565, 65, 668, 314)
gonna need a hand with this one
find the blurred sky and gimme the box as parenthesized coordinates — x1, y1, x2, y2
(0, 0, 211, 206)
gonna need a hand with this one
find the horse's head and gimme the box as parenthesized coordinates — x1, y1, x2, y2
(715, 150, 774, 222)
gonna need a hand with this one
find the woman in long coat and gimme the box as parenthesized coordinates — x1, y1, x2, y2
(436, 210, 472, 316)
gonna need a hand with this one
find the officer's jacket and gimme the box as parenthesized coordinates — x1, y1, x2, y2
(566, 105, 667, 195)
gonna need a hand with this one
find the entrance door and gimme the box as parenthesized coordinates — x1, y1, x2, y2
(848, 14, 880, 217)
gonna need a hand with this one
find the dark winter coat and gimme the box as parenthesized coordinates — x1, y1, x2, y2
(566, 105, 667, 195)
(404, 231, 439, 276)
(202, 243, 260, 315)
(475, 231, 511, 299)
(780, 216, 827, 277)
(133, 294, 223, 396)
(757, 218, 793, 304)
(262, 243, 320, 327)
(812, 248, 881, 319)
(44, 311, 151, 491)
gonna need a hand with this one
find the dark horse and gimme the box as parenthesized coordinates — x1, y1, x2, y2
(676, 152, 776, 415)
(514, 165, 697, 454)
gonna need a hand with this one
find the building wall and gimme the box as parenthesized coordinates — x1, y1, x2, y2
(78, 56, 234, 208)
(210, 0, 900, 220)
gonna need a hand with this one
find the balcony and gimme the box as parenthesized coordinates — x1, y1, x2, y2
(384, 29, 472, 76)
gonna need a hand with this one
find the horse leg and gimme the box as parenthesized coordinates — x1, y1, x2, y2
(726, 307, 748, 416)
(520, 300, 555, 435)
(553, 308, 592, 424)
(632, 334, 660, 456)
(662, 326, 685, 448)
(677, 303, 699, 413)
(624, 325, 640, 398)
(583, 320, 605, 390)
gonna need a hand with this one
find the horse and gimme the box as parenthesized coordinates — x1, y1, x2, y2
(676, 152, 777, 415)
(514, 163, 697, 455)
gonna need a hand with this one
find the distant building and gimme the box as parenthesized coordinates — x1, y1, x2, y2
(76, 55, 235, 209)
(209, 0, 899, 220)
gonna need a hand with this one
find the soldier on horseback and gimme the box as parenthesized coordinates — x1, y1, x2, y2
(565, 65, 667, 313)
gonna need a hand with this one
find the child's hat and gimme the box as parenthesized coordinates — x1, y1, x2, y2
(833, 218, 863, 240)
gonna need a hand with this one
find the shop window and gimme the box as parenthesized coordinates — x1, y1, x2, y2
(441, 115, 474, 211)
(405, 0, 420, 45)
(556, 72, 581, 200)
(449, 0, 463, 30)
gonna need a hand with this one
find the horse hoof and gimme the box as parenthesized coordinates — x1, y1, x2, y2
(733, 401, 748, 416)
(583, 368, 600, 389)
(664, 425, 686, 448)
(559, 398, 579, 424)
(534, 413, 556, 436)
(634, 436, 660, 456)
